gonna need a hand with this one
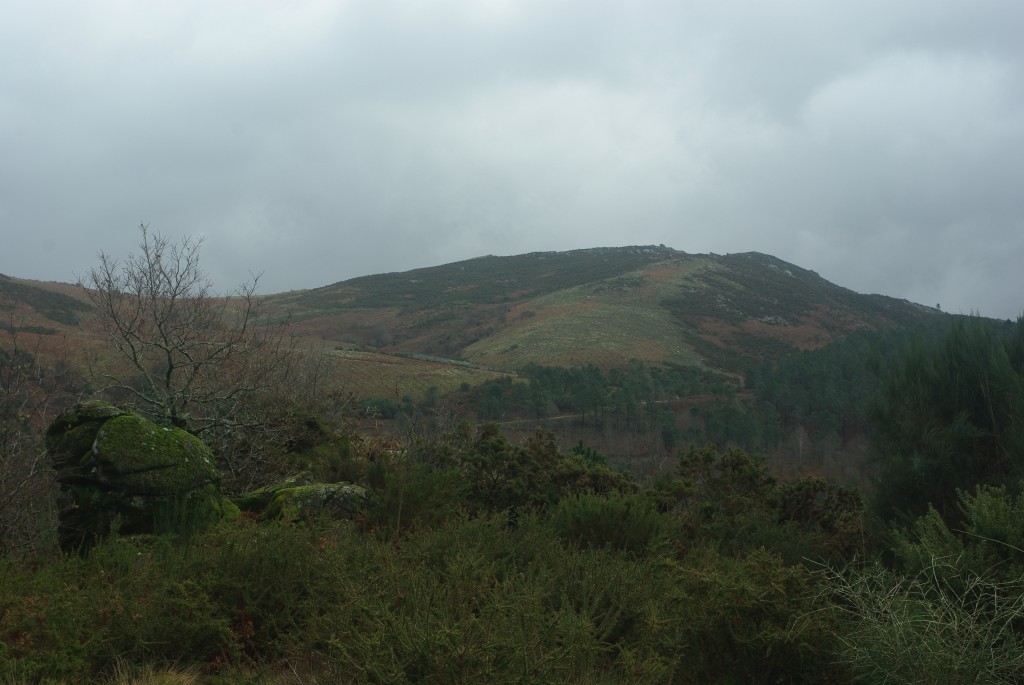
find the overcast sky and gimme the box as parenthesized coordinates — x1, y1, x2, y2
(2, 1, 1022, 319)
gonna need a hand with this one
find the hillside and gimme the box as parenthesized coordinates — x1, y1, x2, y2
(0, 248, 951, 483)
(0, 274, 94, 360)
(263, 247, 941, 374)
(0, 274, 91, 331)
(3, 247, 944, 391)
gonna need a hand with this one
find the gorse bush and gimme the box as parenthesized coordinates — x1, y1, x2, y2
(663, 547, 844, 684)
(0, 492, 852, 684)
(0, 535, 239, 681)
(820, 483, 1024, 684)
(312, 513, 673, 683)
(365, 461, 469, 535)
(401, 422, 629, 519)
(549, 489, 666, 557)
(892, 483, 1024, 584)
(664, 444, 867, 565)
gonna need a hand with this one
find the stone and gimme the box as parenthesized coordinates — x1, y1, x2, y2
(263, 483, 367, 522)
(233, 472, 316, 514)
(47, 401, 224, 550)
(90, 414, 217, 496)
(235, 474, 366, 522)
(45, 400, 129, 469)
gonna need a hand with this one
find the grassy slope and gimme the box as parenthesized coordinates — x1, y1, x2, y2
(0, 274, 91, 330)
(3, 247, 945, 398)
(332, 349, 515, 399)
(461, 258, 708, 369)
(271, 248, 941, 374)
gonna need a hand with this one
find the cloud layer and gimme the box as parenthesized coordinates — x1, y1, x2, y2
(2, 0, 1022, 318)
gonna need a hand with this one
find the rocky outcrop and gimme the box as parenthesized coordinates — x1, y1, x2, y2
(235, 472, 367, 522)
(46, 401, 225, 550)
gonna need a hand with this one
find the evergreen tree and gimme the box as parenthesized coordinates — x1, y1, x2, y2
(870, 317, 1024, 520)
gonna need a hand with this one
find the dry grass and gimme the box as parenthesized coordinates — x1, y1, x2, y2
(0, 662, 202, 685)
(331, 349, 515, 400)
(822, 559, 1024, 684)
(107, 661, 203, 685)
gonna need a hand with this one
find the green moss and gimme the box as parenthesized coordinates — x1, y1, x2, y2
(45, 400, 128, 465)
(234, 475, 366, 522)
(217, 498, 242, 520)
(262, 483, 367, 522)
(93, 414, 218, 496)
(233, 473, 313, 513)
(47, 403, 229, 549)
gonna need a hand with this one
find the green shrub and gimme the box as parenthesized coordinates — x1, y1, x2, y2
(306, 437, 364, 483)
(549, 490, 666, 557)
(365, 462, 469, 534)
(893, 484, 1024, 585)
(311, 513, 672, 683)
(0, 437, 865, 684)
(0, 534, 239, 683)
(660, 547, 843, 684)
(666, 445, 868, 566)
(776, 476, 868, 564)
(182, 519, 340, 661)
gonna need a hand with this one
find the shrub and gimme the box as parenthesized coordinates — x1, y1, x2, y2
(824, 560, 1024, 684)
(893, 483, 1024, 585)
(0, 534, 239, 682)
(312, 513, 673, 683)
(364, 461, 469, 535)
(549, 490, 666, 557)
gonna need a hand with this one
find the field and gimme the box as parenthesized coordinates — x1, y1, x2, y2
(330, 349, 517, 400)
(463, 262, 708, 369)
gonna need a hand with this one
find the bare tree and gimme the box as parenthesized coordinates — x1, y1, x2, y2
(79, 225, 293, 436)
(0, 323, 69, 557)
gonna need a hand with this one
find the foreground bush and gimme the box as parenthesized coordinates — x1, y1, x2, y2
(0, 505, 848, 683)
(658, 547, 844, 684)
(824, 561, 1024, 684)
(819, 482, 1024, 685)
(549, 489, 666, 557)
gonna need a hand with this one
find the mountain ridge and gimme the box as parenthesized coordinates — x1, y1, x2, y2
(2, 246, 946, 386)
(260, 246, 943, 373)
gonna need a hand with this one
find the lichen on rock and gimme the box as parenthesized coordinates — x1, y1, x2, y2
(46, 401, 225, 550)
(91, 414, 217, 496)
(263, 483, 367, 522)
(235, 474, 367, 522)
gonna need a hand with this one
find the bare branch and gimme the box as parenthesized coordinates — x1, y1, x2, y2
(78, 224, 294, 435)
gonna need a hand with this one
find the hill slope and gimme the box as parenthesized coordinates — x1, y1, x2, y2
(265, 247, 941, 373)
(3, 247, 944, 389)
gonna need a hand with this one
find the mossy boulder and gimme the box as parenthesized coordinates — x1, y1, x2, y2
(234, 472, 316, 515)
(46, 401, 224, 550)
(264, 483, 367, 522)
(46, 400, 129, 469)
(235, 474, 367, 522)
(218, 498, 242, 520)
(91, 414, 217, 495)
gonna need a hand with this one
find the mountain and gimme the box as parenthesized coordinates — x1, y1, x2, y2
(0, 274, 93, 361)
(0, 274, 91, 331)
(2, 247, 944, 394)
(0, 249, 955, 489)
(263, 246, 941, 374)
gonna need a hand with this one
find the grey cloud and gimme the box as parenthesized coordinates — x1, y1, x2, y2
(1, 0, 1022, 319)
